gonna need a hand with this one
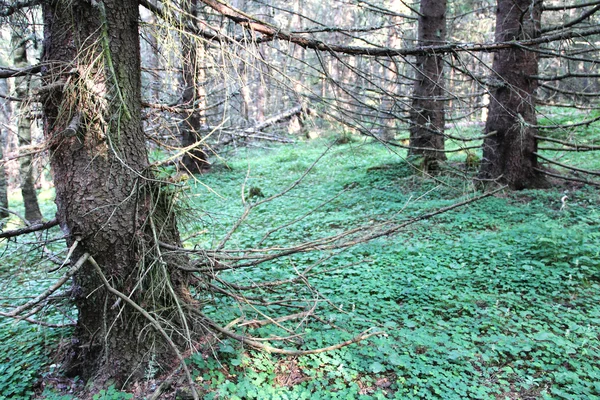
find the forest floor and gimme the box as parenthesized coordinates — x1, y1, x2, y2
(1, 131, 600, 399)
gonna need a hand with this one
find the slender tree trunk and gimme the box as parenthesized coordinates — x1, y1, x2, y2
(12, 29, 43, 223)
(180, 0, 210, 173)
(479, 0, 548, 189)
(408, 0, 447, 170)
(42, 0, 194, 384)
(0, 79, 8, 219)
(0, 131, 8, 220)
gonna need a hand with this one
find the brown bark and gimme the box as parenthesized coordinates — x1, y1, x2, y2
(12, 28, 43, 223)
(180, 0, 210, 174)
(0, 130, 8, 219)
(408, 0, 447, 170)
(0, 79, 8, 219)
(479, 0, 548, 189)
(42, 0, 194, 384)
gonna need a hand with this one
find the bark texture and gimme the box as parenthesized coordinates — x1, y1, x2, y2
(12, 28, 43, 223)
(0, 131, 8, 219)
(180, 0, 210, 174)
(42, 0, 193, 384)
(408, 0, 447, 170)
(0, 79, 7, 219)
(479, 0, 548, 189)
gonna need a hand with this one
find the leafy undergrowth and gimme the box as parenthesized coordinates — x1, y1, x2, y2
(181, 139, 600, 399)
(1, 137, 599, 399)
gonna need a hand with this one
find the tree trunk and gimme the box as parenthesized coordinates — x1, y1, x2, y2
(408, 0, 447, 171)
(180, 0, 210, 174)
(0, 131, 8, 220)
(12, 28, 43, 223)
(0, 79, 8, 219)
(42, 0, 194, 384)
(479, 0, 548, 189)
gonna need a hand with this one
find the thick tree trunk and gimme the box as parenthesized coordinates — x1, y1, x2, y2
(408, 0, 447, 171)
(42, 0, 194, 384)
(180, 0, 210, 174)
(479, 0, 548, 189)
(12, 29, 43, 223)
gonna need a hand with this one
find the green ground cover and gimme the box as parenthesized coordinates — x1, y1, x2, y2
(1, 136, 599, 399)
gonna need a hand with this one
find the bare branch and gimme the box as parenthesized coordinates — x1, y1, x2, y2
(2, 251, 87, 319)
(0, 0, 41, 17)
(534, 152, 600, 177)
(542, 5, 600, 34)
(198, 0, 600, 57)
(199, 310, 383, 355)
(534, 168, 600, 186)
(535, 135, 600, 150)
(544, 1, 600, 11)
(0, 64, 41, 79)
(0, 218, 59, 239)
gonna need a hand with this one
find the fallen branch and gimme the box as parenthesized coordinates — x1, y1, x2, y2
(198, 310, 383, 355)
(238, 311, 312, 328)
(215, 106, 308, 147)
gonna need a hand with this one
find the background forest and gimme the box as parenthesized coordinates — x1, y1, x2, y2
(0, 0, 599, 398)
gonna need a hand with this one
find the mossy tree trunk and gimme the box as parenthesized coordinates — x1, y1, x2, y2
(408, 0, 447, 171)
(42, 0, 194, 384)
(12, 27, 43, 223)
(478, 0, 548, 189)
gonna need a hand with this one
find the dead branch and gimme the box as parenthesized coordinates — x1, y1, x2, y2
(538, 147, 598, 152)
(543, 0, 600, 11)
(387, 142, 483, 153)
(2, 251, 87, 319)
(198, 0, 600, 56)
(542, 4, 600, 34)
(0, 64, 42, 79)
(535, 135, 600, 150)
(238, 311, 311, 328)
(0, 218, 59, 239)
(534, 168, 600, 186)
(169, 187, 503, 275)
(215, 143, 332, 251)
(198, 310, 383, 355)
(534, 114, 600, 130)
(534, 152, 600, 177)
